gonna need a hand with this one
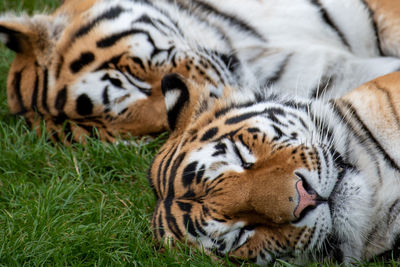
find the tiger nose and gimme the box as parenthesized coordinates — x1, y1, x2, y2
(294, 180, 318, 219)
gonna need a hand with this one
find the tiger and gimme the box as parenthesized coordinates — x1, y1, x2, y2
(149, 71, 400, 265)
(2, 0, 400, 143)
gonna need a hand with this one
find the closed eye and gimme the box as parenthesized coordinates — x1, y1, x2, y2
(229, 137, 255, 169)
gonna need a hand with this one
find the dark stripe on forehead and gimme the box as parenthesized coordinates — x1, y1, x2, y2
(70, 52, 95, 73)
(74, 6, 126, 40)
(201, 127, 219, 141)
(12, 69, 27, 115)
(97, 28, 146, 48)
(310, 0, 350, 50)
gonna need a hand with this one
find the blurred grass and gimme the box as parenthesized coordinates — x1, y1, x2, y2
(0, 0, 228, 265)
(0, 0, 398, 266)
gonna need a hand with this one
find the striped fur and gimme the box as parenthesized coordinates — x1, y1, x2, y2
(149, 72, 400, 265)
(2, 0, 400, 142)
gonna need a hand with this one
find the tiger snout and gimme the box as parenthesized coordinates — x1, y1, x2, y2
(219, 168, 320, 225)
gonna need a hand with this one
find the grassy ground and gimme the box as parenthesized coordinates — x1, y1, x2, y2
(0, 0, 398, 266)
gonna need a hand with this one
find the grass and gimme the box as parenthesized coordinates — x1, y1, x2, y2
(0, 0, 398, 266)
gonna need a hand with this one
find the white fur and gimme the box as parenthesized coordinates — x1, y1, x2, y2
(164, 89, 181, 112)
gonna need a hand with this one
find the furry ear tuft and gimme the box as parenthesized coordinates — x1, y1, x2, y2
(0, 20, 33, 53)
(0, 14, 61, 57)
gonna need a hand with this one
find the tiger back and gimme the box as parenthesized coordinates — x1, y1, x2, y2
(2, 0, 400, 143)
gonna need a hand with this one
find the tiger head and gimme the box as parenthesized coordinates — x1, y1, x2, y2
(149, 73, 375, 265)
(0, 0, 239, 143)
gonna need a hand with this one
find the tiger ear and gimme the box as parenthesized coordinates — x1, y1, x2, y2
(0, 17, 36, 54)
(161, 73, 192, 132)
(0, 14, 58, 57)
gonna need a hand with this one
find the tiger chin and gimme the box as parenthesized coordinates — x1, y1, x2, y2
(149, 72, 400, 265)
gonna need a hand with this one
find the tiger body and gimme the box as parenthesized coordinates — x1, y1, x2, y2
(1, 0, 400, 142)
(149, 71, 400, 264)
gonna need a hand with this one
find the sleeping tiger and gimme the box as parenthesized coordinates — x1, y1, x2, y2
(2, 0, 400, 143)
(149, 71, 400, 265)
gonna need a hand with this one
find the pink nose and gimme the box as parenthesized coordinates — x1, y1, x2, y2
(294, 180, 317, 218)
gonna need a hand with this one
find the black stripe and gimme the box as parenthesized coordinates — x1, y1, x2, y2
(215, 52, 240, 74)
(164, 152, 187, 239)
(56, 56, 64, 80)
(101, 74, 123, 88)
(181, 0, 265, 42)
(310, 0, 350, 49)
(161, 144, 179, 197)
(97, 28, 146, 48)
(177, 201, 193, 213)
(12, 69, 27, 114)
(183, 214, 198, 237)
(157, 209, 165, 238)
(70, 52, 95, 73)
(334, 100, 400, 172)
(225, 107, 284, 125)
(182, 161, 198, 187)
(161, 74, 189, 131)
(155, 152, 167, 198)
(264, 54, 292, 85)
(31, 70, 40, 112)
(119, 71, 152, 96)
(360, 0, 383, 55)
(0, 25, 25, 53)
(76, 94, 93, 116)
(309, 109, 334, 142)
(194, 217, 207, 236)
(215, 101, 257, 119)
(55, 87, 68, 112)
(102, 86, 110, 105)
(96, 54, 124, 71)
(310, 76, 335, 98)
(132, 57, 145, 70)
(201, 127, 219, 141)
(73, 6, 126, 39)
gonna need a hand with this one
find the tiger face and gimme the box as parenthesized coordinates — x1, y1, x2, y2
(0, 0, 237, 143)
(149, 74, 379, 264)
